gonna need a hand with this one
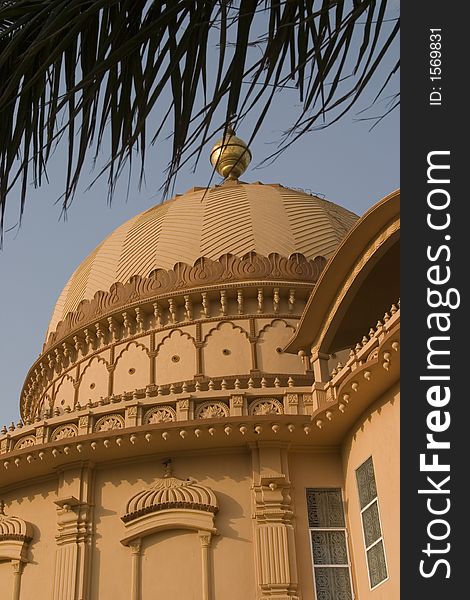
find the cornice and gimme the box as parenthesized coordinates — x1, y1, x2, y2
(45, 252, 326, 351)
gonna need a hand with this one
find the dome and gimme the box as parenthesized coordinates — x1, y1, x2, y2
(47, 181, 357, 339)
(123, 469, 218, 523)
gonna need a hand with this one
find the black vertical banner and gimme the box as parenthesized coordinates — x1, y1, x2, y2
(401, 3, 468, 597)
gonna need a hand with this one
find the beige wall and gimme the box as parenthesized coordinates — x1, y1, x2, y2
(342, 382, 400, 600)
(92, 450, 255, 600)
(0, 391, 399, 600)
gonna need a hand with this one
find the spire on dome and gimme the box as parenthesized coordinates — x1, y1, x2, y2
(210, 126, 252, 180)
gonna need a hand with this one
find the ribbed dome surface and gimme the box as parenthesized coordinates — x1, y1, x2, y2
(123, 475, 218, 522)
(48, 181, 357, 336)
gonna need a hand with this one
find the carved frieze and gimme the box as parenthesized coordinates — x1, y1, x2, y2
(44, 252, 326, 351)
(94, 414, 125, 432)
(143, 406, 176, 424)
(249, 398, 284, 416)
(51, 424, 79, 441)
(196, 401, 230, 419)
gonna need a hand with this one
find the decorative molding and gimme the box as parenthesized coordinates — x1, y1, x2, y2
(13, 435, 36, 450)
(45, 252, 326, 350)
(94, 414, 125, 432)
(249, 398, 284, 416)
(313, 218, 399, 355)
(122, 462, 218, 525)
(196, 401, 230, 419)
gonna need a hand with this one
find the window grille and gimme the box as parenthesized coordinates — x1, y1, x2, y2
(355, 457, 388, 589)
(306, 488, 354, 600)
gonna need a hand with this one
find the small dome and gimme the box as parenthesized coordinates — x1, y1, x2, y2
(122, 470, 218, 523)
(0, 502, 33, 541)
(47, 181, 357, 339)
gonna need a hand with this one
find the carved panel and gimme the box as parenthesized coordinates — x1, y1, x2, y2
(51, 424, 79, 441)
(367, 540, 388, 588)
(195, 401, 229, 419)
(44, 252, 325, 351)
(306, 489, 345, 528)
(143, 406, 176, 424)
(249, 398, 284, 416)
(13, 435, 36, 450)
(94, 414, 125, 432)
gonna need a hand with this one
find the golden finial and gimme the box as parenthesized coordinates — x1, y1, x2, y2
(210, 127, 252, 180)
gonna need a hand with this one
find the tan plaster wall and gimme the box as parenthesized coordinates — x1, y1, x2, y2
(141, 529, 201, 598)
(342, 382, 400, 600)
(289, 450, 345, 600)
(1, 480, 58, 598)
(92, 450, 255, 600)
(155, 330, 196, 384)
(78, 356, 110, 406)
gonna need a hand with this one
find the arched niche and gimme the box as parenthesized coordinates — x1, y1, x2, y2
(77, 356, 109, 405)
(203, 322, 251, 377)
(257, 319, 305, 374)
(53, 375, 76, 412)
(0, 503, 33, 600)
(155, 330, 196, 385)
(113, 342, 150, 395)
(121, 466, 217, 600)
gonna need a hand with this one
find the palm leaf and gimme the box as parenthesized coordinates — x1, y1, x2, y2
(0, 0, 399, 238)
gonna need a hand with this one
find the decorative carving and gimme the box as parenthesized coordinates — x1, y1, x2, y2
(196, 401, 229, 419)
(13, 435, 36, 450)
(143, 406, 176, 424)
(51, 424, 79, 441)
(286, 393, 299, 405)
(44, 252, 325, 350)
(123, 462, 218, 524)
(249, 398, 284, 416)
(231, 395, 244, 406)
(178, 398, 190, 410)
(127, 406, 138, 417)
(94, 414, 125, 432)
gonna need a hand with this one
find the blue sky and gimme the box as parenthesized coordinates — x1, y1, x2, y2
(0, 27, 399, 427)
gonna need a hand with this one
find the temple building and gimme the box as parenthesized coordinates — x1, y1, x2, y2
(0, 131, 400, 600)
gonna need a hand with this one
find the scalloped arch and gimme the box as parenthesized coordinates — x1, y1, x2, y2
(202, 320, 250, 344)
(156, 328, 196, 353)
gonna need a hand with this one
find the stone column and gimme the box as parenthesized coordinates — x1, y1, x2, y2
(129, 540, 142, 600)
(12, 560, 24, 600)
(251, 443, 299, 600)
(198, 532, 212, 600)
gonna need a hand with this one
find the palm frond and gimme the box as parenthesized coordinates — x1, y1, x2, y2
(0, 0, 399, 237)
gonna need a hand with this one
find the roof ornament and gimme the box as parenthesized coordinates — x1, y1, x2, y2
(210, 125, 252, 180)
